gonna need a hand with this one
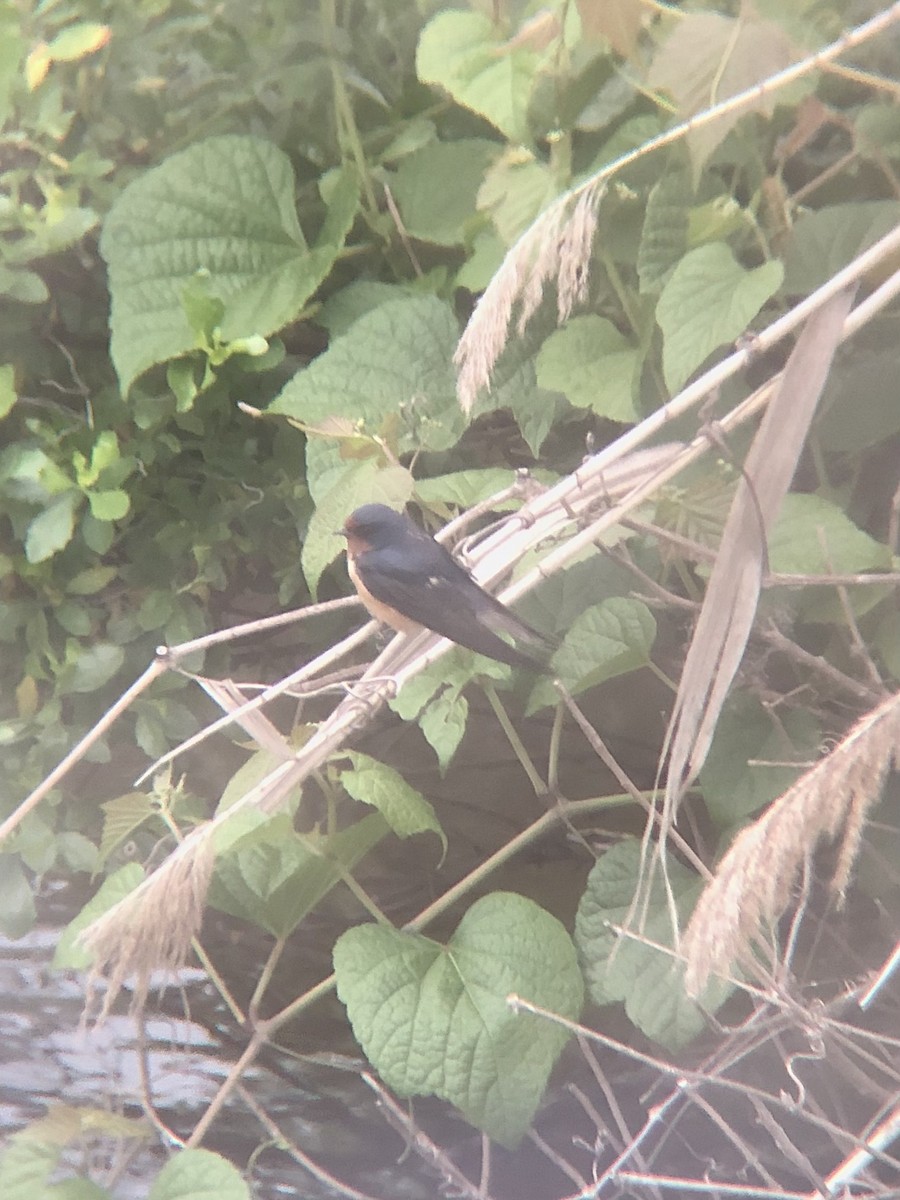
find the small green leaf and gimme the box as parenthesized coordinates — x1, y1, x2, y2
(528, 598, 656, 713)
(47, 22, 110, 62)
(25, 492, 80, 563)
(536, 316, 639, 422)
(417, 11, 539, 144)
(0, 265, 49, 303)
(0, 364, 15, 418)
(87, 489, 130, 521)
(180, 271, 226, 341)
(66, 566, 117, 595)
(53, 864, 144, 968)
(419, 687, 469, 772)
(334, 892, 583, 1147)
(576, 840, 731, 1048)
(147, 1148, 250, 1200)
(0, 856, 37, 938)
(97, 792, 156, 867)
(67, 643, 125, 693)
(657, 244, 783, 392)
(342, 752, 445, 849)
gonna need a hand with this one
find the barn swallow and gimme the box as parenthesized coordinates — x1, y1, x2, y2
(341, 504, 554, 671)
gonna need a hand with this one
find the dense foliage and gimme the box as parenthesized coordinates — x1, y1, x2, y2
(2, 0, 900, 1195)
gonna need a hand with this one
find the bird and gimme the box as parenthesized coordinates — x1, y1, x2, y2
(340, 503, 554, 671)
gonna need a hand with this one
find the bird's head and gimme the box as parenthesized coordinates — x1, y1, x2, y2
(341, 504, 408, 555)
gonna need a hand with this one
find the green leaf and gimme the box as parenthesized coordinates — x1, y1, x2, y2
(638, 170, 691, 294)
(47, 22, 110, 62)
(25, 492, 80, 563)
(783, 201, 900, 294)
(101, 137, 358, 393)
(53, 864, 144, 968)
(47, 1179, 111, 1200)
(0, 363, 15, 418)
(768, 493, 890, 575)
(86, 489, 130, 521)
(270, 296, 464, 490)
(818, 348, 900, 453)
(334, 892, 583, 1147)
(209, 812, 388, 939)
(576, 840, 731, 1048)
(65, 566, 118, 595)
(67, 643, 125, 693)
(47, 1178, 112, 1200)
(536, 316, 639, 422)
(477, 154, 557, 245)
(528, 598, 656, 713)
(417, 11, 539, 144)
(316, 281, 419, 337)
(0, 1136, 59, 1198)
(97, 792, 157, 867)
(0, 855, 37, 938)
(342, 752, 445, 849)
(414, 468, 538, 511)
(419, 686, 469, 771)
(699, 696, 819, 827)
(390, 139, 498, 246)
(180, 272, 226, 341)
(0, 264, 49, 303)
(147, 1148, 249, 1200)
(657, 244, 783, 392)
(301, 461, 414, 595)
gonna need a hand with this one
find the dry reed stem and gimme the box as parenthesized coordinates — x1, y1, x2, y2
(682, 691, 900, 997)
(660, 286, 856, 816)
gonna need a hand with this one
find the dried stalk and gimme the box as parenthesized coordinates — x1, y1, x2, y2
(683, 692, 900, 996)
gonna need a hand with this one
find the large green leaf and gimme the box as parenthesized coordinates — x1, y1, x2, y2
(528, 597, 656, 713)
(638, 170, 691, 294)
(334, 892, 583, 1147)
(417, 11, 539, 144)
(390, 138, 498, 246)
(768, 492, 890, 575)
(783, 201, 900, 293)
(208, 812, 388, 939)
(576, 840, 731, 1049)
(101, 136, 358, 393)
(269, 295, 464, 498)
(657, 243, 783, 392)
(699, 695, 820, 828)
(536, 316, 640, 422)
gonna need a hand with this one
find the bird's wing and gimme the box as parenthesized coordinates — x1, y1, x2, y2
(360, 549, 551, 669)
